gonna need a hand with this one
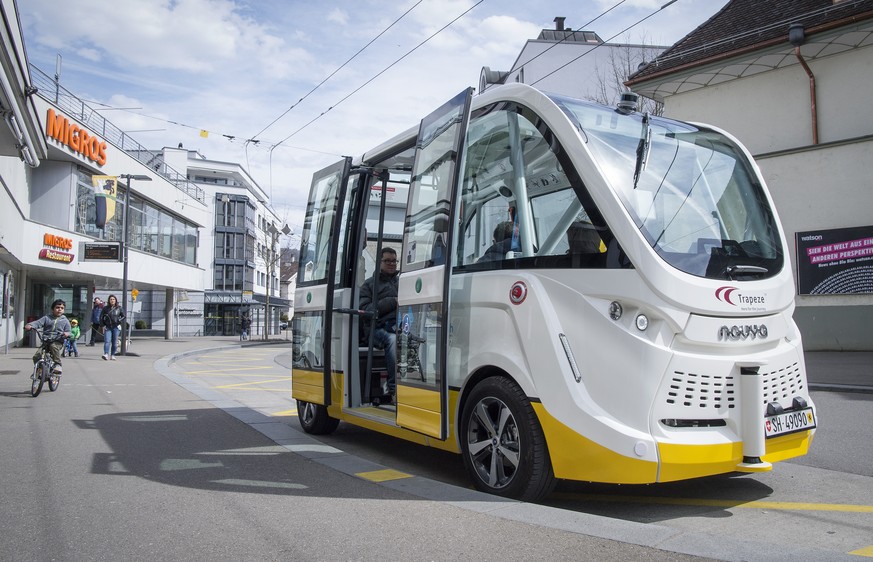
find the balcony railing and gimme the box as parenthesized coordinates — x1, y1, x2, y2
(29, 64, 205, 204)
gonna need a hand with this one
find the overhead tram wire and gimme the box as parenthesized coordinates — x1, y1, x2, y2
(530, 0, 681, 88)
(269, 0, 486, 149)
(248, 0, 424, 143)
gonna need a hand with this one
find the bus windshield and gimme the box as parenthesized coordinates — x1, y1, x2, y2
(550, 94, 784, 280)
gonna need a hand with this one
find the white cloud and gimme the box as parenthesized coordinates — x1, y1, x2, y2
(326, 8, 349, 26)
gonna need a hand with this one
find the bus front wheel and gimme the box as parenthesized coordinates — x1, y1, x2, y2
(297, 400, 339, 435)
(460, 376, 555, 502)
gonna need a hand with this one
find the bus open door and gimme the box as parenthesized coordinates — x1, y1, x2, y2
(292, 157, 352, 433)
(394, 88, 473, 439)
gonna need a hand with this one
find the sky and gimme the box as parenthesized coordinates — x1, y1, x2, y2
(17, 0, 727, 236)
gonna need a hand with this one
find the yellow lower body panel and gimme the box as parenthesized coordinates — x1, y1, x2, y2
(535, 403, 815, 484)
(659, 430, 814, 482)
(533, 404, 658, 483)
(323, 375, 461, 454)
(658, 441, 744, 482)
(291, 367, 324, 404)
(396, 385, 441, 439)
(763, 430, 814, 464)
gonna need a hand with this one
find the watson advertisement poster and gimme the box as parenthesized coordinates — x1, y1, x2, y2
(796, 225, 873, 295)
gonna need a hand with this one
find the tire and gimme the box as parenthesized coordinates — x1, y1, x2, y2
(460, 376, 556, 502)
(31, 362, 48, 397)
(297, 400, 339, 435)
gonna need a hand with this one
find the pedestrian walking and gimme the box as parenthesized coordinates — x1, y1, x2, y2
(240, 313, 250, 341)
(88, 297, 103, 346)
(100, 294, 125, 361)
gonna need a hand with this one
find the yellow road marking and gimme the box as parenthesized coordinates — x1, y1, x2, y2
(216, 350, 278, 355)
(849, 545, 873, 557)
(215, 378, 291, 389)
(211, 387, 290, 392)
(356, 469, 413, 482)
(181, 372, 284, 378)
(553, 493, 873, 513)
(272, 409, 298, 417)
(198, 354, 278, 361)
(183, 366, 274, 374)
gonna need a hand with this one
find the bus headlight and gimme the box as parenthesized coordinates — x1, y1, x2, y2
(635, 314, 649, 331)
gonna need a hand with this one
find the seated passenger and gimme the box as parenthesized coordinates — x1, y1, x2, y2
(359, 247, 399, 398)
(567, 220, 606, 267)
(478, 221, 517, 263)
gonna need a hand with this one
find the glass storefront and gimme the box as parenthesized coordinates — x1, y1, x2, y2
(29, 283, 90, 332)
(74, 167, 198, 266)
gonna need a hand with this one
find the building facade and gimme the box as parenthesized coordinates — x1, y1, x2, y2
(0, 1, 288, 349)
(156, 147, 291, 338)
(1, 53, 209, 351)
(479, 16, 666, 112)
(626, 0, 873, 350)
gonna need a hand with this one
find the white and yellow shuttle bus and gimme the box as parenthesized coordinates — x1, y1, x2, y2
(291, 83, 816, 501)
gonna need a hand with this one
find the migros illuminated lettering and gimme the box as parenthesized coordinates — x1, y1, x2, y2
(43, 233, 73, 250)
(45, 108, 107, 166)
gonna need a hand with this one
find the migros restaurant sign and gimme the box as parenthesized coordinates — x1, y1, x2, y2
(39, 232, 74, 264)
(45, 108, 108, 166)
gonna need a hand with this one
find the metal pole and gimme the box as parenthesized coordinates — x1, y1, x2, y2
(121, 179, 130, 356)
(118, 174, 151, 355)
(3, 272, 8, 355)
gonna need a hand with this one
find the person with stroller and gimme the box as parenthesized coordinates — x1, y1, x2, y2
(24, 299, 71, 376)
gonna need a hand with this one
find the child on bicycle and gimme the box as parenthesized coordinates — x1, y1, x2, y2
(24, 299, 71, 375)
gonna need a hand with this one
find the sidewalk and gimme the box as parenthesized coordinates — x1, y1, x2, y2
(0, 335, 289, 378)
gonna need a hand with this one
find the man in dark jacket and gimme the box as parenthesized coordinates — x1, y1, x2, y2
(88, 297, 103, 346)
(359, 247, 399, 396)
(478, 220, 517, 262)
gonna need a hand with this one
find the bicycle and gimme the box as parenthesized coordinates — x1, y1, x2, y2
(30, 330, 63, 397)
(61, 335, 78, 357)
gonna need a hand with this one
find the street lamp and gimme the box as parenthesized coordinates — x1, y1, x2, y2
(264, 223, 291, 340)
(119, 173, 152, 355)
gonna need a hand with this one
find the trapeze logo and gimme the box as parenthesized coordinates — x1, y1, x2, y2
(715, 286, 739, 305)
(715, 286, 767, 310)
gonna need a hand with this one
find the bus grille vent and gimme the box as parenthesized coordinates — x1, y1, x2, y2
(666, 371, 736, 409)
(760, 362, 803, 404)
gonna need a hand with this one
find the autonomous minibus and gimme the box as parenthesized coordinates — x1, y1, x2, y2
(291, 83, 816, 501)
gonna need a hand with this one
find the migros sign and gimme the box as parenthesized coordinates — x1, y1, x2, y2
(39, 232, 74, 264)
(45, 108, 108, 166)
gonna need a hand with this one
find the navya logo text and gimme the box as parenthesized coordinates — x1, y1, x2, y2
(718, 324, 768, 341)
(715, 286, 767, 311)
